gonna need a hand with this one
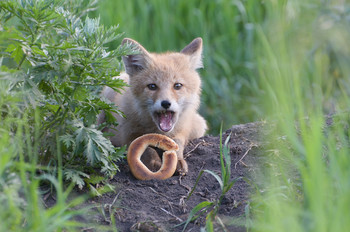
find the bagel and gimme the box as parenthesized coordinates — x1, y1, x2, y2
(127, 134, 179, 180)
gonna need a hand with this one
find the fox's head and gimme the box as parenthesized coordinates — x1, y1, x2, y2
(121, 38, 203, 133)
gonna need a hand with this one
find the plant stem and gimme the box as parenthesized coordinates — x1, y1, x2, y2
(17, 54, 27, 70)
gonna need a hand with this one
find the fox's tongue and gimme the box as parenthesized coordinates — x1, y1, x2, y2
(159, 111, 173, 132)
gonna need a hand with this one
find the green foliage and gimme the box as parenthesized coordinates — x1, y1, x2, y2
(0, 0, 133, 230)
(248, 1, 350, 232)
(181, 126, 240, 231)
(0, 79, 86, 231)
(0, 0, 131, 188)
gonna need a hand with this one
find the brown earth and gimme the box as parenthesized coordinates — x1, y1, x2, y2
(48, 122, 267, 231)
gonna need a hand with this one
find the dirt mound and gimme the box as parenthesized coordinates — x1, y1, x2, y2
(54, 122, 265, 231)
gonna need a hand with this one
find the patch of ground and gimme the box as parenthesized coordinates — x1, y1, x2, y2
(50, 122, 266, 231)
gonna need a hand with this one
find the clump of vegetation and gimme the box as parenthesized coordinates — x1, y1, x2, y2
(248, 1, 350, 231)
(0, 0, 133, 230)
(0, 0, 132, 189)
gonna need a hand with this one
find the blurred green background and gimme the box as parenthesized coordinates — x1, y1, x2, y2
(91, 0, 266, 134)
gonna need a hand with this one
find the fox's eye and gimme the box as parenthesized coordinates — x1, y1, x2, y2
(174, 83, 183, 90)
(147, 83, 157, 90)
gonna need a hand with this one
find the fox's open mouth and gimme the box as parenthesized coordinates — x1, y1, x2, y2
(154, 110, 175, 132)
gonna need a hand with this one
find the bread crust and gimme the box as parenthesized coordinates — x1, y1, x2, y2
(127, 134, 179, 180)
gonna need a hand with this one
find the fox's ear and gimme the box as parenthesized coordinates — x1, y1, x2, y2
(181, 37, 203, 70)
(122, 38, 151, 76)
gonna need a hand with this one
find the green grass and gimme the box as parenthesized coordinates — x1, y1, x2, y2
(0, 81, 86, 231)
(181, 126, 240, 231)
(250, 1, 350, 231)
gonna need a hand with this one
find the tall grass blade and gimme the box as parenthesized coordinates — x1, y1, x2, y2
(181, 201, 214, 232)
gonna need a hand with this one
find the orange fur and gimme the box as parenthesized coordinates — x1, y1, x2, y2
(98, 38, 207, 175)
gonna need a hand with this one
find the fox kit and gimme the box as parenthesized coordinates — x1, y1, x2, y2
(98, 37, 207, 175)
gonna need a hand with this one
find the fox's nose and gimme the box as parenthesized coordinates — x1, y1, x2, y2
(161, 100, 171, 109)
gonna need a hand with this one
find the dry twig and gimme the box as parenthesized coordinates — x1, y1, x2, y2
(160, 208, 183, 222)
(184, 140, 206, 159)
(234, 143, 258, 169)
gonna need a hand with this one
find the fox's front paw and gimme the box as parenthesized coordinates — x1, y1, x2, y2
(176, 159, 188, 176)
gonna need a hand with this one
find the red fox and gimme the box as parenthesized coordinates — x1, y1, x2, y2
(98, 38, 207, 175)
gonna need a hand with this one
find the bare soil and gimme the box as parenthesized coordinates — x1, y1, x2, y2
(48, 122, 267, 231)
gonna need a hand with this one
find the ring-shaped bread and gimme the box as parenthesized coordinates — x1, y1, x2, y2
(127, 133, 179, 180)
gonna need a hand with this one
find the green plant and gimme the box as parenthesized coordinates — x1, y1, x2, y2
(181, 126, 240, 231)
(249, 1, 350, 231)
(0, 76, 86, 231)
(0, 0, 132, 188)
